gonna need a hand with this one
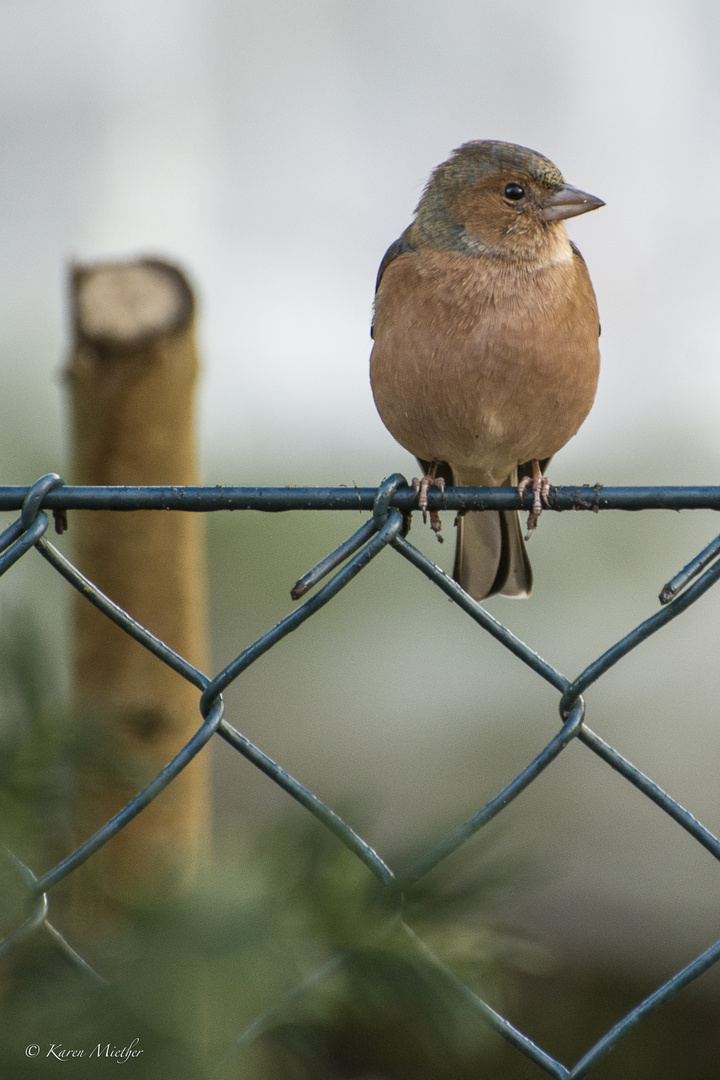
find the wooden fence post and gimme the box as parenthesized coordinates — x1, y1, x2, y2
(65, 257, 210, 928)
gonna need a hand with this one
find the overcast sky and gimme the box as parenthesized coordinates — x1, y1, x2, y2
(2, 0, 720, 482)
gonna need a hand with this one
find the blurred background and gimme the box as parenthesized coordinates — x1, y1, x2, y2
(2, 0, 720, 1074)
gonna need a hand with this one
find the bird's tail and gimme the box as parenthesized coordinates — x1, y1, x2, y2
(453, 469, 532, 600)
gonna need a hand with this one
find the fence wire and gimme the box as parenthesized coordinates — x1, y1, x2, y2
(2, 472, 720, 1078)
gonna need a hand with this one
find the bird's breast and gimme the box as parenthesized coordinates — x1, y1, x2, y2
(370, 248, 600, 483)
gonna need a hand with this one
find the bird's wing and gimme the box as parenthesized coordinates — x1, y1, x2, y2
(570, 241, 601, 337)
(371, 229, 416, 338)
(569, 240, 586, 264)
(375, 228, 416, 292)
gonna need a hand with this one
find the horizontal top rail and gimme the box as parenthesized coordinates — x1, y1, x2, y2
(1, 483, 720, 513)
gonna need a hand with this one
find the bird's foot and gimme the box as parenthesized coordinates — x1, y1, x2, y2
(518, 460, 551, 539)
(412, 468, 445, 541)
(412, 473, 445, 519)
(429, 510, 444, 543)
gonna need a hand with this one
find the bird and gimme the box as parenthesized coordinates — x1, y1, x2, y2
(369, 140, 603, 600)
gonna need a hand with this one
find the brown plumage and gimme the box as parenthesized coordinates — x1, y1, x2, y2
(370, 140, 603, 600)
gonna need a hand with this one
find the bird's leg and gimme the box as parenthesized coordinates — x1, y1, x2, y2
(412, 461, 445, 541)
(412, 462, 441, 519)
(518, 459, 551, 539)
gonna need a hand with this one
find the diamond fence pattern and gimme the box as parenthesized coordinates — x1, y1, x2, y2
(2, 471, 720, 1077)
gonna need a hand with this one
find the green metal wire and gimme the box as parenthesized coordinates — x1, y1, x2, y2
(2, 472, 720, 1078)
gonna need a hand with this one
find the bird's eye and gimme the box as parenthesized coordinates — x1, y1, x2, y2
(503, 182, 525, 201)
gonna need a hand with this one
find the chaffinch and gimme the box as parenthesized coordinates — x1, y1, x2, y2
(370, 140, 603, 599)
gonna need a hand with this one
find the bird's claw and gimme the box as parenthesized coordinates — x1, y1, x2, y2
(518, 463, 551, 539)
(412, 472, 446, 541)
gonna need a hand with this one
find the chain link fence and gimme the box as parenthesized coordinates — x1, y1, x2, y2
(2, 471, 720, 1077)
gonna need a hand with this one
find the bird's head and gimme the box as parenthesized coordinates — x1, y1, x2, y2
(411, 140, 604, 262)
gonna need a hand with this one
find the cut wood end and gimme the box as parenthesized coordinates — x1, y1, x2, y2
(74, 258, 195, 346)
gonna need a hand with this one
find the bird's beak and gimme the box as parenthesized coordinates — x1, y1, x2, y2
(539, 184, 605, 222)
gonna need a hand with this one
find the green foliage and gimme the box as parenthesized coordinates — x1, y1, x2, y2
(2, 609, 720, 1079)
(0, 611, 526, 1078)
